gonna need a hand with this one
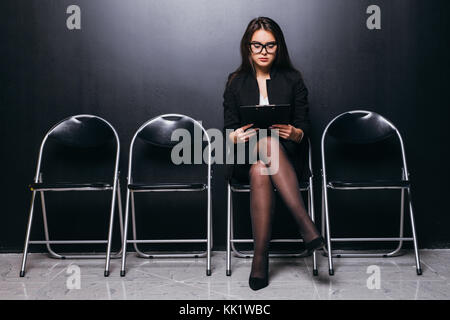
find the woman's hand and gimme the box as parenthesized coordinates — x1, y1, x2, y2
(229, 123, 259, 144)
(269, 124, 304, 143)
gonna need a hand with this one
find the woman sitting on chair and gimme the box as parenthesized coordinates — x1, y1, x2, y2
(223, 17, 325, 291)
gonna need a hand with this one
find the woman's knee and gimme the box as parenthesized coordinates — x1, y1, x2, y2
(252, 136, 282, 160)
(249, 160, 270, 182)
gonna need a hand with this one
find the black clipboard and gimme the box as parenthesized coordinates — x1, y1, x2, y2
(239, 104, 291, 129)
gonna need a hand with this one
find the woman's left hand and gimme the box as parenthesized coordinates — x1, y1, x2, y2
(269, 124, 304, 143)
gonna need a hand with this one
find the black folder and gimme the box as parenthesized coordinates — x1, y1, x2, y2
(239, 104, 291, 129)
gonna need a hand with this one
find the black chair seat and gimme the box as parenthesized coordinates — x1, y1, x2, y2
(328, 180, 410, 189)
(128, 182, 206, 191)
(29, 182, 112, 191)
(230, 181, 310, 191)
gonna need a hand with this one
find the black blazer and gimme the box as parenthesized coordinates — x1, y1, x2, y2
(222, 66, 311, 181)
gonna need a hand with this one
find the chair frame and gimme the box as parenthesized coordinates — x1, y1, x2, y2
(20, 114, 124, 277)
(226, 138, 319, 276)
(118, 113, 213, 277)
(320, 110, 422, 276)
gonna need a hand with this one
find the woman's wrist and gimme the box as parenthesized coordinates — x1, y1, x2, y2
(229, 131, 236, 144)
(293, 128, 304, 143)
(229, 130, 238, 144)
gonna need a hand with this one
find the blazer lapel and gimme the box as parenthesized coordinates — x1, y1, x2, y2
(245, 71, 259, 105)
(242, 65, 281, 105)
(267, 66, 282, 104)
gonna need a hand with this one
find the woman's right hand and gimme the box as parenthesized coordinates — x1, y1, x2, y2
(229, 123, 259, 144)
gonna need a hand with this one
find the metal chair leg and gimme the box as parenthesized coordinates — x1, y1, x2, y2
(210, 193, 214, 253)
(40, 186, 125, 261)
(129, 189, 209, 261)
(206, 186, 212, 276)
(322, 186, 334, 275)
(320, 185, 407, 259)
(385, 168, 407, 258)
(308, 182, 319, 276)
(38, 173, 65, 259)
(385, 187, 406, 257)
(321, 185, 326, 257)
(114, 179, 125, 256)
(120, 189, 132, 277)
(407, 188, 422, 275)
(226, 183, 232, 276)
(104, 176, 119, 277)
(20, 191, 37, 277)
(320, 185, 420, 275)
(40, 191, 65, 259)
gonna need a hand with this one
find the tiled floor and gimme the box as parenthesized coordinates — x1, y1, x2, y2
(1, 249, 449, 299)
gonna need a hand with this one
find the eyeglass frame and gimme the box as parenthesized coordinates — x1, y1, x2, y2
(248, 41, 278, 54)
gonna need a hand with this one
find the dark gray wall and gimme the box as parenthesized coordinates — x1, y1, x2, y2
(1, 0, 449, 252)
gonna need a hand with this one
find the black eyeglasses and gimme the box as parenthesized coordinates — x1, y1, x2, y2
(249, 41, 278, 54)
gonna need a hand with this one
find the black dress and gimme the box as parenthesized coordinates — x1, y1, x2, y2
(223, 66, 311, 183)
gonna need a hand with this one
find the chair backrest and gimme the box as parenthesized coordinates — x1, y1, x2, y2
(321, 110, 410, 181)
(34, 115, 120, 183)
(127, 113, 211, 184)
(48, 115, 115, 148)
(136, 115, 197, 148)
(326, 110, 396, 144)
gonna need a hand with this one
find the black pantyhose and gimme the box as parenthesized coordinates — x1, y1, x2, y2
(248, 136, 321, 282)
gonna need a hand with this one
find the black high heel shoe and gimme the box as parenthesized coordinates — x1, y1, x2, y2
(249, 274, 268, 291)
(249, 255, 269, 291)
(305, 236, 325, 254)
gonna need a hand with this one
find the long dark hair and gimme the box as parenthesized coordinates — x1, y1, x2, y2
(226, 17, 299, 87)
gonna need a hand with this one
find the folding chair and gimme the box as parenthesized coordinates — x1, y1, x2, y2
(118, 114, 212, 277)
(320, 110, 422, 275)
(20, 114, 124, 277)
(226, 138, 319, 276)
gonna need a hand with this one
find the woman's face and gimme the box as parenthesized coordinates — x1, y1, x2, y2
(249, 29, 277, 70)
